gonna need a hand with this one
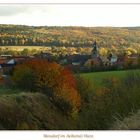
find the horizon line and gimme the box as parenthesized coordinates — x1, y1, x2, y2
(0, 23, 140, 28)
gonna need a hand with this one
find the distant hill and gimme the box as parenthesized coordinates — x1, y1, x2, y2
(0, 24, 140, 49)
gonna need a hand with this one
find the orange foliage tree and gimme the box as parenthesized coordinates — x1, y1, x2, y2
(12, 59, 81, 115)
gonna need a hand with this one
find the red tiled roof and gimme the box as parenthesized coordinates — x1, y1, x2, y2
(14, 58, 26, 61)
(0, 59, 7, 64)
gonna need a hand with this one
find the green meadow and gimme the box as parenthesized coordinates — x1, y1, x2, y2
(80, 69, 139, 88)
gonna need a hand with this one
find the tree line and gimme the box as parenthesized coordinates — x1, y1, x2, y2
(0, 25, 140, 52)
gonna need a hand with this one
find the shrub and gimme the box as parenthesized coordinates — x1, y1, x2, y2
(12, 65, 35, 91)
(123, 70, 140, 88)
(53, 85, 81, 117)
(77, 70, 140, 129)
(75, 75, 95, 106)
(11, 59, 81, 116)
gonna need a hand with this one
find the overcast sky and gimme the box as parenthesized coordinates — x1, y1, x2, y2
(0, 4, 140, 27)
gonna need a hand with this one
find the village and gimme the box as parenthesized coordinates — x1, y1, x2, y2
(0, 41, 140, 76)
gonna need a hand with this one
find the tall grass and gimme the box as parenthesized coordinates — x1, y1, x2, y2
(111, 110, 140, 130)
(0, 92, 77, 130)
(77, 70, 140, 129)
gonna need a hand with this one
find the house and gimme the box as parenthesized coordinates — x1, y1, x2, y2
(84, 59, 93, 68)
(100, 56, 110, 66)
(0, 58, 7, 64)
(12, 56, 29, 64)
(115, 56, 125, 69)
(125, 54, 140, 67)
(7, 59, 15, 65)
(59, 58, 68, 65)
(110, 55, 118, 65)
(0, 65, 3, 75)
(0, 58, 10, 75)
(0, 63, 14, 75)
(116, 54, 139, 69)
(0, 56, 30, 75)
(0, 54, 12, 59)
(66, 54, 90, 66)
(72, 62, 80, 66)
(34, 52, 53, 61)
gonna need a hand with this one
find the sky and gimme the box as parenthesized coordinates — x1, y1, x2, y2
(0, 4, 140, 27)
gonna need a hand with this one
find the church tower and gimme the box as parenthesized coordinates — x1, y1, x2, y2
(91, 40, 99, 59)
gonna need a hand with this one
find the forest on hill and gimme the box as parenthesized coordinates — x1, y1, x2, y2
(0, 24, 140, 51)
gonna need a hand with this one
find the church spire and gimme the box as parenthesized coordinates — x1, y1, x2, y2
(93, 40, 98, 51)
(91, 40, 99, 59)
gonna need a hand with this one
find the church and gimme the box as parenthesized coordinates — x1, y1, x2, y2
(84, 41, 102, 67)
(91, 41, 99, 59)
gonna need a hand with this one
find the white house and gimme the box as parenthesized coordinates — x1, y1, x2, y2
(6, 59, 15, 65)
(110, 55, 118, 65)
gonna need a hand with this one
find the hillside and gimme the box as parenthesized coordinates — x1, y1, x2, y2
(0, 24, 140, 51)
(0, 91, 76, 130)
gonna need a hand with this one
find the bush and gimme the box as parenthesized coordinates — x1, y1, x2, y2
(11, 59, 81, 116)
(12, 65, 35, 91)
(75, 75, 95, 106)
(123, 70, 140, 88)
(77, 70, 140, 129)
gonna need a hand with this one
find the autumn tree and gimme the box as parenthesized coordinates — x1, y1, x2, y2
(12, 59, 81, 115)
(21, 48, 29, 56)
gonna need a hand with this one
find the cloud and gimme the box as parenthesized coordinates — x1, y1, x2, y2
(0, 4, 140, 27)
(0, 5, 31, 16)
(0, 5, 52, 17)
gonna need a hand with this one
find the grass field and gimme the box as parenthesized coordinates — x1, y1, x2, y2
(81, 69, 139, 88)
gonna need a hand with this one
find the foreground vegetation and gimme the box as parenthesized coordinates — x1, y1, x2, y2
(77, 70, 140, 129)
(0, 92, 76, 130)
(111, 110, 140, 130)
(0, 59, 140, 130)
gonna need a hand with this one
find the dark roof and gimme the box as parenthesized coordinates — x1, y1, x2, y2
(66, 54, 90, 63)
(0, 63, 14, 67)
